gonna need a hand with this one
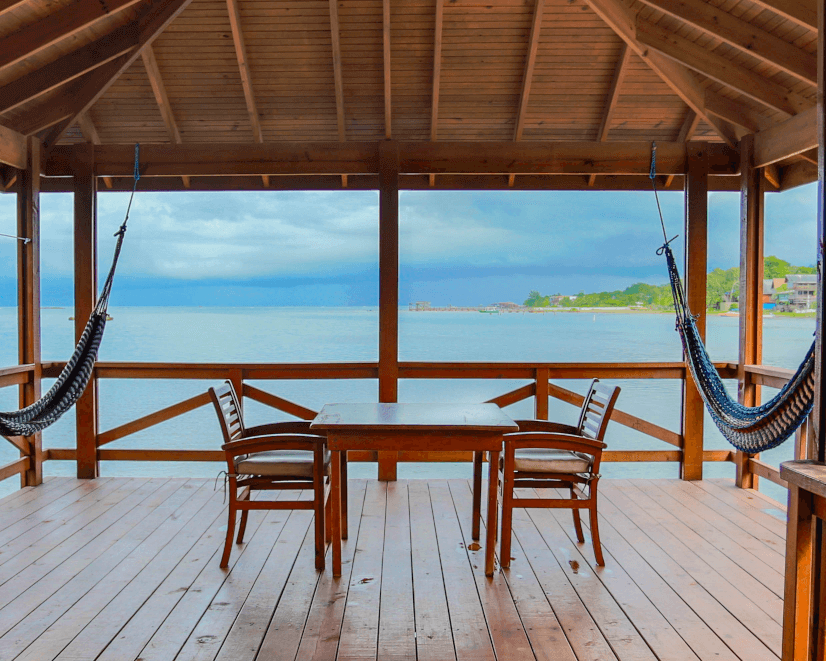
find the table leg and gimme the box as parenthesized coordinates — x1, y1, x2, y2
(472, 451, 483, 540)
(485, 449, 500, 576)
(331, 449, 342, 577)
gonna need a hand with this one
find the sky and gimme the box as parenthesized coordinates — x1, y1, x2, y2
(0, 183, 819, 307)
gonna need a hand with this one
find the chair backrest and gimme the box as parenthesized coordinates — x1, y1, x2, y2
(209, 381, 245, 445)
(575, 379, 621, 442)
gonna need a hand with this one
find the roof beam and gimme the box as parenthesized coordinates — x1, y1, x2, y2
(636, 18, 811, 117)
(510, 0, 545, 187)
(383, 0, 392, 138)
(328, 0, 347, 187)
(588, 43, 632, 186)
(141, 45, 190, 188)
(583, 0, 737, 146)
(746, 0, 816, 31)
(636, 0, 816, 85)
(429, 0, 444, 187)
(704, 91, 772, 134)
(665, 110, 699, 186)
(40, 0, 195, 152)
(0, 122, 27, 169)
(0, 1, 28, 17)
(44, 141, 740, 177)
(0, 0, 142, 73)
(753, 106, 817, 167)
(75, 111, 113, 189)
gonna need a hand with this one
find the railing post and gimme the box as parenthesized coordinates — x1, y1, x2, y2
(682, 142, 708, 481)
(72, 143, 99, 479)
(735, 134, 763, 489)
(17, 137, 42, 487)
(378, 140, 399, 481)
(535, 367, 549, 419)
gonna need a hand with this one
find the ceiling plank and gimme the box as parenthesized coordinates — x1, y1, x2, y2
(636, 18, 811, 117)
(383, 0, 392, 139)
(40, 0, 195, 151)
(636, 0, 816, 85)
(583, 0, 737, 146)
(141, 45, 190, 188)
(328, 0, 347, 187)
(0, 122, 26, 169)
(746, 0, 816, 31)
(510, 0, 545, 187)
(753, 106, 817, 167)
(76, 111, 113, 189)
(589, 43, 632, 186)
(0, 34, 135, 115)
(0, 0, 142, 72)
(429, 0, 444, 187)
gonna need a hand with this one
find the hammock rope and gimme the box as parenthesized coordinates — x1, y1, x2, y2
(0, 145, 141, 438)
(650, 142, 815, 453)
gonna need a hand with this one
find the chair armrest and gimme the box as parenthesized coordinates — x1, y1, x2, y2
(514, 419, 579, 434)
(222, 433, 324, 457)
(244, 421, 316, 437)
(504, 431, 606, 455)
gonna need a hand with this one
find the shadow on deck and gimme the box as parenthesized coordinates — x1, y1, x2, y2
(0, 477, 785, 661)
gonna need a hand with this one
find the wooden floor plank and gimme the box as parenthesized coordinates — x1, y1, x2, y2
(336, 479, 388, 660)
(0, 478, 79, 511)
(692, 480, 787, 536)
(592, 488, 779, 661)
(408, 480, 456, 661)
(377, 481, 416, 661)
(427, 480, 496, 661)
(0, 479, 96, 534)
(604, 482, 782, 655)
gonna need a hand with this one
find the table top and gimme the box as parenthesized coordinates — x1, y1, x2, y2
(311, 402, 518, 432)
(781, 460, 826, 498)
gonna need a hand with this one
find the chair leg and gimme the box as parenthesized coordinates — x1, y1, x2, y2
(589, 498, 605, 566)
(325, 488, 332, 543)
(237, 510, 249, 544)
(221, 502, 236, 569)
(314, 472, 326, 572)
(571, 486, 585, 543)
(472, 451, 483, 541)
(340, 451, 348, 540)
(500, 456, 515, 568)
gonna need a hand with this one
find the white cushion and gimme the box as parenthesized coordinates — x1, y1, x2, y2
(507, 448, 592, 474)
(235, 449, 330, 478)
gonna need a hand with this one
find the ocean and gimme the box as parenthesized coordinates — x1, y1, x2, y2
(0, 306, 816, 503)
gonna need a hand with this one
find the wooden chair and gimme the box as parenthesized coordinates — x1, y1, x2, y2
(209, 381, 347, 570)
(476, 379, 620, 567)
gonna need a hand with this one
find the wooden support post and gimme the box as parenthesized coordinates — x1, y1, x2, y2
(378, 140, 399, 481)
(735, 134, 763, 489)
(16, 137, 42, 487)
(535, 367, 549, 419)
(72, 143, 99, 479)
(682, 142, 708, 481)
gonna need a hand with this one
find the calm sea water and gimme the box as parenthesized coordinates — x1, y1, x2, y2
(0, 306, 816, 503)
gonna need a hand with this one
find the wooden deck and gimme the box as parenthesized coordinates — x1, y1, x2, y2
(0, 476, 786, 661)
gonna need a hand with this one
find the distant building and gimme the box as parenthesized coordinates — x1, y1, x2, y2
(495, 302, 521, 310)
(410, 301, 431, 311)
(770, 274, 817, 311)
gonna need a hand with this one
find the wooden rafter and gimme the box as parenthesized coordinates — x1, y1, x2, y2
(753, 106, 817, 168)
(746, 0, 816, 31)
(0, 123, 27, 169)
(588, 43, 631, 187)
(510, 0, 545, 187)
(383, 0, 392, 139)
(636, 0, 816, 85)
(226, 0, 268, 187)
(0, 1, 27, 17)
(328, 0, 347, 187)
(583, 0, 738, 146)
(39, 0, 195, 152)
(140, 45, 190, 188)
(429, 0, 444, 187)
(636, 18, 812, 117)
(704, 91, 772, 134)
(75, 111, 113, 189)
(0, 0, 142, 73)
(665, 110, 699, 187)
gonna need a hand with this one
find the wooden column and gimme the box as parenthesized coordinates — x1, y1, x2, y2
(378, 140, 399, 481)
(16, 137, 42, 487)
(72, 144, 99, 479)
(682, 142, 708, 481)
(735, 134, 763, 489)
(535, 367, 549, 419)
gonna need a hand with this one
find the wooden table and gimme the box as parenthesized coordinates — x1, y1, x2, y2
(780, 460, 826, 660)
(311, 402, 518, 577)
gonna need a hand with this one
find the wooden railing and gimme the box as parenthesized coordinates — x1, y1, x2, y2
(3, 359, 802, 486)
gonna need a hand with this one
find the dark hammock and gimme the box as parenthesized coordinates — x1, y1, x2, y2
(662, 242, 815, 453)
(0, 146, 139, 438)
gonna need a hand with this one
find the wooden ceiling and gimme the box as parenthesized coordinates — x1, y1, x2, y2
(0, 0, 818, 191)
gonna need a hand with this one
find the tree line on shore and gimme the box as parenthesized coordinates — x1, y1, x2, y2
(524, 256, 815, 310)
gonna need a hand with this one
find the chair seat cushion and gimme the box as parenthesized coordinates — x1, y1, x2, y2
(508, 448, 593, 474)
(235, 449, 330, 478)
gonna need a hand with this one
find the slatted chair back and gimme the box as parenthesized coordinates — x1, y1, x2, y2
(210, 381, 246, 444)
(575, 380, 621, 443)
